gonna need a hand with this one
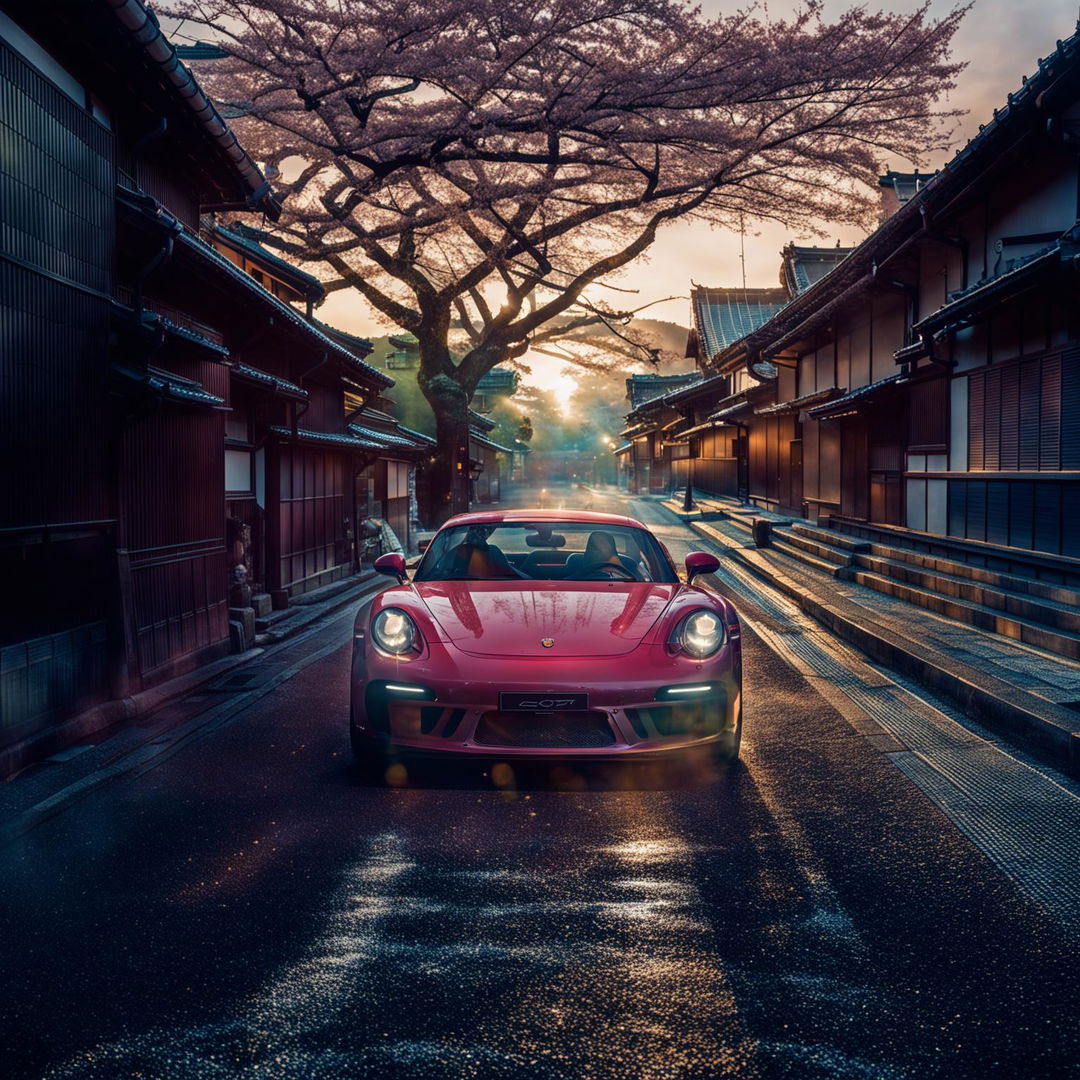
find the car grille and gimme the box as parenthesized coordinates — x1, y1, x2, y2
(475, 710, 616, 748)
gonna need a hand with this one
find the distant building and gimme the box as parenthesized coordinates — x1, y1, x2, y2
(386, 333, 419, 369)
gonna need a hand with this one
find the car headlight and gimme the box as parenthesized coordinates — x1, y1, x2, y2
(674, 609, 725, 658)
(371, 608, 421, 656)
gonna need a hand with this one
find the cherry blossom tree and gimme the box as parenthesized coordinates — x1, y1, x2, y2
(165, 0, 967, 521)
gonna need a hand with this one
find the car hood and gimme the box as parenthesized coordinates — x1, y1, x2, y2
(415, 581, 678, 657)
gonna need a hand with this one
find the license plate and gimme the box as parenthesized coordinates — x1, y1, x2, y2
(499, 691, 590, 712)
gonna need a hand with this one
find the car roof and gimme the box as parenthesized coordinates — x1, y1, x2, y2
(441, 508, 647, 530)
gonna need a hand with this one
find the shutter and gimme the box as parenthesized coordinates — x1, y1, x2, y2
(948, 480, 967, 538)
(969, 373, 985, 470)
(1061, 349, 1080, 469)
(1040, 355, 1061, 470)
(984, 367, 1001, 471)
(987, 481, 1009, 546)
(967, 481, 987, 542)
(908, 377, 947, 447)
(1062, 483, 1080, 557)
(1033, 481, 1061, 553)
(1009, 481, 1034, 549)
(999, 364, 1020, 470)
(1018, 359, 1040, 470)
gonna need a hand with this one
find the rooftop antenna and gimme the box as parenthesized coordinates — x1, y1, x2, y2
(739, 211, 747, 291)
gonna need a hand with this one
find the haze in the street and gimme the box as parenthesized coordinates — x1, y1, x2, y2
(312, 0, 1080, 397)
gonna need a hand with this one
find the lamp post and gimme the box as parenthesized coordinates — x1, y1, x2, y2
(683, 435, 697, 512)
(468, 461, 483, 507)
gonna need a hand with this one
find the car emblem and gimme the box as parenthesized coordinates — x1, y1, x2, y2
(541, 638, 555, 649)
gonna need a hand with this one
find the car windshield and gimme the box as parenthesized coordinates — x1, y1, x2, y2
(414, 521, 679, 583)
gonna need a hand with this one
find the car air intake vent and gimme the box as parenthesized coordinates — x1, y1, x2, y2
(475, 711, 616, 748)
(420, 706, 443, 734)
(441, 708, 466, 738)
(632, 701, 724, 737)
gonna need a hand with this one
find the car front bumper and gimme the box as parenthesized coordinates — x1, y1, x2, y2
(351, 637, 741, 757)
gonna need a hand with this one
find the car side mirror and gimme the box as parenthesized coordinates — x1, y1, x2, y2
(374, 552, 408, 583)
(685, 551, 720, 584)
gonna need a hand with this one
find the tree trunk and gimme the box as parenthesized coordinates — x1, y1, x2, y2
(418, 375, 471, 527)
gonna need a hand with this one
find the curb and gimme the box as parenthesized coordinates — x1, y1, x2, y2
(675, 514, 1080, 779)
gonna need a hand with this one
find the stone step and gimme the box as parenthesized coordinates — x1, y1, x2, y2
(766, 535, 847, 577)
(790, 523, 871, 553)
(850, 568, 1080, 662)
(779, 530, 854, 566)
(289, 569, 379, 607)
(863, 543, 1080, 609)
(853, 553, 1080, 637)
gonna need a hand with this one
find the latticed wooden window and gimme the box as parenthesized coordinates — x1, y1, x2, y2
(967, 349, 1080, 471)
(908, 377, 947, 451)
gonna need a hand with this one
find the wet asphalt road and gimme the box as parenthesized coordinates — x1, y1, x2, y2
(1, 487, 1079, 1079)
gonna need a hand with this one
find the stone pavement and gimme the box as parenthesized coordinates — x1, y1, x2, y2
(656, 494, 1080, 777)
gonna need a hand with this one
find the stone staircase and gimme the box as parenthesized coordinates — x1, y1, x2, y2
(759, 521, 1080, 663)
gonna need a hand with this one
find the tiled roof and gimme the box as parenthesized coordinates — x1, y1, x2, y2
(469, 430, 515, 454)
(668, 418, 723, 442)
(476, 368, 519, 393)
(755, 387, 844, 416)
(349, 423, 428, 451)
(158, 317, 230, 356)
(878, 171, 929, 208)
(708, 392, 755, 421)
(709, 28, 1080, 371)
(806, 374, 905, 419)
(268, 425, 383, 450)
(112, 363, 225, 408)
(397, 424, 436, 446)
(103, 0, 279, 217)
(781, 245, 854, 295)
(913, 244, 1062, 336)
(174, 229, 392, 387)
(626, 372, 702, 409)
(468, 409, 496, 432)
(233, 364, 308, 400)
(311, 319, 375, 355)
(213, 224, 325, 300)
(691, 288, 790, 361)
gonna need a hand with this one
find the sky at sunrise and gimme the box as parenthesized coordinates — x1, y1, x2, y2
(278, 0, 1080, 398)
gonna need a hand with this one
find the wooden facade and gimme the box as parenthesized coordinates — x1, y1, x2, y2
(0, 0, 424, 774)
(0, 0, 280, 768)
(627, 29, 1080, 564)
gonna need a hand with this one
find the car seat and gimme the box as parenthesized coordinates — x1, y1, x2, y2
(446, 541, 521, 579)
(564, 531, 638, 577)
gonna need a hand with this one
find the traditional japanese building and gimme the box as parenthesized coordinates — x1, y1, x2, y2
(658, 25, 1080, 561)
(0, 0, 284, 772)
(620, 372, 703, 494)
(0, 0, 421, 775)
(468, 410, 515, 504)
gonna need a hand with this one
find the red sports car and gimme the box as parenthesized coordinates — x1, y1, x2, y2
(350, 509, 741, 770)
